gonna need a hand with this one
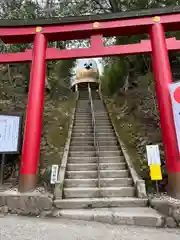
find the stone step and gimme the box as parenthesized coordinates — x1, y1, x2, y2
(54, 197, 148, 209)
(96, 134, 116, 138)
(67, 163, 97, 171)
(67, 163, 126, 171)
(74, 116, 92, 118)
(70, 141, 94, 146)
(76, 113, 108, 116)
(71, 136, 117, 141)
(70, 146, 95, 151)
(64, 178, 133, 188)
(69, 151, 95, 157)
(71, 134, 94, 138)
(93, 110, 107, 112)
(97, 138, 118, 143)
(75, 107, 90, 109)
(94, 106, 106, 108)
(76, 112, 91, 116)
(72, 130, 115, 135)
(74, 119, 110, 123)
(76, 110, 91, 112)
(99, 146, 120, 152)
(75, 110, 91, 112)
(75, 113, 92, 115)
(76, 102, 90, 104)
(76, 107, 90, 109)
(66, 170, 129, 179)
(73, 129, 114, 134)
(71, 133, 116, 138)
(77, 102, 90, 104)
(77, 98, 89, 100)
(52, 207, 163, 228)
(71, 140, 118, 146)
(71, 134, 115, 138)
(95, 132, 115, 135)
(73, 126, 114, 131)
(74, 118, 92, 121)
(75, 114, 91, 115)
(100, 170, 129, 178)
(100, 163, 126, 170)
(74, 122, 111, 125)
(74, 120, 110, 123)
(68, 156, 125, 163)
(74, 113, 89, 115)
(75, 116, 109, 120)
(66, 170, 97, 179)
(94, 114, 109, 116)
(95, 118, 110, 121)
(73, 124, 112, 128)
(69, 151, 122, 157)
(63, 186, 135, 198)
(95, 121, 111, 124)
(74, 115, 93, 118)
(74, 119, 92, 124)
(70, 146, 120, 152)
(94, 108, 106, 110)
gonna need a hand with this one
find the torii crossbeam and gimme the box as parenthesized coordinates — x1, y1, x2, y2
(0, 37, 180, 63)
(1, 6, 180, 198)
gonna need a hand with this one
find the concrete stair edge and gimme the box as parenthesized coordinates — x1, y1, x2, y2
(52, 207, 164, 228)
(54, 197, 148, 209)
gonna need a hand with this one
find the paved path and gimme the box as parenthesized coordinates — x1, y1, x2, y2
(0, 215, 180, 240)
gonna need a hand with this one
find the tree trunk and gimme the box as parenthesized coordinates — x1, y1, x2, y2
(109, 0, 119, 12)
(7, 64, 13, 85)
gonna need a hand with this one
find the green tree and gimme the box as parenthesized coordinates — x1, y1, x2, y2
(0, 0, 180, 93)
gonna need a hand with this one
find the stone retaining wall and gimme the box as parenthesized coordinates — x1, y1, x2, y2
(0, 191, 179, 229)
(149, 198, 180, 228)
(0, 190, 53, 217)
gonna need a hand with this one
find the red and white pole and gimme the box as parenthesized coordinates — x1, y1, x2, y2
(150, 21, 180, 198)
(19, 27, 47, 192)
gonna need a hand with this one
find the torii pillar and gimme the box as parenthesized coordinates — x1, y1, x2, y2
(19, 27, 47, 192)
(150, 18, 180, 198)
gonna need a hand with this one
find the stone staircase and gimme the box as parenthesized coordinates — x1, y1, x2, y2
(56, 88, 146, 207)
(54, 88, 163, 227)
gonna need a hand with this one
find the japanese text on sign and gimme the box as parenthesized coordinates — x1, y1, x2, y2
(0, 115, 20, 153)
(146, 145, 161, 166)
(50, 165, 59, 184)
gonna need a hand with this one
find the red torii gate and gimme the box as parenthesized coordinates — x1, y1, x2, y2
(1, 6, 180, 198)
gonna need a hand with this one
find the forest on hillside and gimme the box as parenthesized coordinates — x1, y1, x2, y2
(1, 0, 180, 191)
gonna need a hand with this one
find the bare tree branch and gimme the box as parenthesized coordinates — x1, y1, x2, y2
(92, 0, 111, 13)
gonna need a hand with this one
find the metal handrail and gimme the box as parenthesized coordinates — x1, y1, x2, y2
(88, 84, 100, 189)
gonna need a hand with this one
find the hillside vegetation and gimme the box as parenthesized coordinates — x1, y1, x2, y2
(101, 56, 180, 193)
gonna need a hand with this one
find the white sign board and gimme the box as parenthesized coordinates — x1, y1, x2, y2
(146, 145, 161, 166)
(169, 82, 180, 152)
(50, 165, 59, 184)
(0, 115, 21, 153)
